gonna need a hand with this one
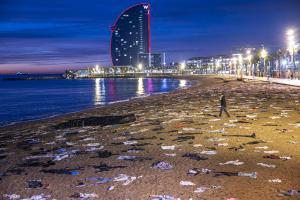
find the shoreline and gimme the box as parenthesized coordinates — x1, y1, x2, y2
(0, 77, 196, 131)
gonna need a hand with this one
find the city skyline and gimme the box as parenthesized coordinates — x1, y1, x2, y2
(0, 0, 300, 73)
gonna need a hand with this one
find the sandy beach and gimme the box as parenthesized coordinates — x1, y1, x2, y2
(0, 76, 299, 200)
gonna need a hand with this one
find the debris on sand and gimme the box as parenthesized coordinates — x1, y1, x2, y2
(152, 161, 173, 170)
(257, 163, 276, 168)
(150, 195, 176, 200)
(219, 160, 244, 166)
(182, 153, 208, 161)
(55, 114, 136, 129)
(281, 190, 300, 197)
(180, 180, 195, 186)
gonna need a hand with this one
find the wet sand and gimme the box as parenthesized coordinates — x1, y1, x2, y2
(0, 76, 299, 200)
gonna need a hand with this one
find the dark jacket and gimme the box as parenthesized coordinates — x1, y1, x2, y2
(220, 95, 227, 107)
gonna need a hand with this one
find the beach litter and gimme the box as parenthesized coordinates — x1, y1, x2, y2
(268, 179, 282, 183)
(194, 186, 209, 193)
(117, 155, 151, 162)
(200, 150, 217, 155)
(164, 153, 176, 157)
(187, 168, 212, 176)
(113, 174, 141, 185)
(238, 172, 257, 179)
(161, 145, 176, 150)
(182, 153, 208, 161)
(86, 177, 112, 184)
(152, 161, 173, 170)
(281, 190, 300, 197)
(71, 193, 98, 199)
(40, 168, 80, 176)
(27, 180, 43, 188)
(93, 163, 126, 172)
(257, 163, 276, 168)
(264, 150, 279, 154)
(214, 171, 256, 179)
(150, 195, 176, 200)
(123, 141, 138, 145)
(219, 160, 244, 166)
(180, 180, 195, 186)
(3, 194, 21, 200)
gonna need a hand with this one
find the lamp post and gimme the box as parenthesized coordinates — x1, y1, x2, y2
(246, 50, 252, 76)
(287, 29, 296, 79)
(232, 57, 237, 76)
(180, 62, 186, 75)
(260, 48, 268, 77)
(138, 63, 143, 73)
(238, 54, 243, 79)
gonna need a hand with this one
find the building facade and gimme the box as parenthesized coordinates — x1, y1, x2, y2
(110, 3, 151, 67)
(138, 53, 165, 68)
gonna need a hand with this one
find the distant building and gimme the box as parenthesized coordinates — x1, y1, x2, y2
(138, 53, 165, 68)
(187, 55, 231, 73)
(110, 3, 151, 67)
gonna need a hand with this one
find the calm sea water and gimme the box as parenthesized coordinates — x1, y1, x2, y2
(0, 78, 189, 126)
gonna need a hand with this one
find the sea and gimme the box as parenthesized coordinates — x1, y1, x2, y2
(0, 75, 190, 126)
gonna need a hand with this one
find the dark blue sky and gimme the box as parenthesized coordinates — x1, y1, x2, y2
(0, 0, 299, 73)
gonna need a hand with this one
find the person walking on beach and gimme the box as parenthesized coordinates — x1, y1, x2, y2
(219, 94, 230, 117)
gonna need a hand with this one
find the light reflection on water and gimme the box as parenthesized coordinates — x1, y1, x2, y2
(179, 79, 187, 88)
(94, 78, 105, 105)
(137, 77, 144, 96)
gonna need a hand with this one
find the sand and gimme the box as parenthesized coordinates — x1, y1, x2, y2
(0, 76, 299, 200)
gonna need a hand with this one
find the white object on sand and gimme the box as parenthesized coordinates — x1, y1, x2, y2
(194, 187, 209, 193)
(257, 163, 276, 168)
(161, 145, 176, 150)
(268, 179, 282, 183)
(264, 150, 279, 154)
(220, 160, 244, 166)
(200, 150, 217, 155)
(123, 141, 138, 145)
(180, 181, 195, 186)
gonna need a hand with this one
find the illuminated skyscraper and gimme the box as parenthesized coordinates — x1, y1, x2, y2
(110, 3, 151, 67)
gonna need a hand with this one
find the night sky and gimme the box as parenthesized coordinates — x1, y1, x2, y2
(0, 0, 299, 73)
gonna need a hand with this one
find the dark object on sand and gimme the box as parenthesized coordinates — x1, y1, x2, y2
(93, 163, 126, 172)
(182, 153, 208, 161)
(228, 145, 244, 151)
(54, 114, 136, 129)
(222, 133, 256, 138)
(18, 159, 55, 168)
(41, 168, 82, 175)
(173, 136, 195, 142)
(95, 150, 114, 158)
(27, 180, 43, 188)
(281, 190, 300, 197)
(243, 140, 266, 145)
(263, 155, 280, 159)
(214, 171, 238, 177)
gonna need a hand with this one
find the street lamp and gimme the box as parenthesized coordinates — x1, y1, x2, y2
(95, 64, 100, 74)
(238, 54, 243, 78)
(138, 63, 143, 71)
(232, 57, 237, 76)
(246, 50, 253, 76)
(180, 62, 186, 74)
(260, 48, 268, 77)
(286, 29, 297, 78)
